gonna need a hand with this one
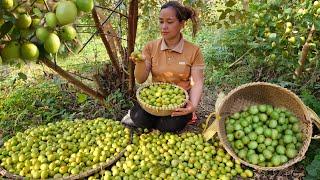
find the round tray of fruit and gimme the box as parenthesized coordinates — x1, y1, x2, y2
(0, 118, 132, 179)
(216, 82, 313, 171)
(136, 82, 189, 116)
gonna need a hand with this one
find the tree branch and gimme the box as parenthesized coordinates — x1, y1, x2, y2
(95, 5, 128, 18)
(295, 24, 316, 78)
(92, 7, 121, 76)
(229, 47, 254, 68)
(39, 58, 106, 105)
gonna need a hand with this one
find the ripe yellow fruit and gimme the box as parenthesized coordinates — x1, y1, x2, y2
(60, 25, 77, 41)
(44, 33, 61, 54)
(31, 18, 41, 28)
(21, 43, 39, 60)
(288, 37, 296, 44)
(16, 14, 32, 29)
(55, 1, 78, 25)
(285, 28, 292, 34)
(314, 1, 320, 8)
(1, 0, 14, 9)
(286, 22, 292, 28)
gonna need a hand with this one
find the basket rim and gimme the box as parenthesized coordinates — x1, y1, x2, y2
(216, 82, 313, 171)
(216, 82, 310, 115)
(136, 82, 189, 111)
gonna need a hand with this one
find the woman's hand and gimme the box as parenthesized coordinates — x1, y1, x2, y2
(129, 51, 144, 64)
(171, 100, 196, 117)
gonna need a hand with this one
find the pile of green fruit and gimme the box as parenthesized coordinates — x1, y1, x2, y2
(0, 0, 94, 64)
(98, 131, 253, 180)
(0, 118, 131, 179)
(225, 104, 304, 167)
(138, 83, 187, 108)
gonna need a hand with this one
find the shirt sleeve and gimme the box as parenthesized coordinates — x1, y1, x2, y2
(191, 48, 205, 70)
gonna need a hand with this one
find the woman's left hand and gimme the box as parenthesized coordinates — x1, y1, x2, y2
(171, 101, 196, 117)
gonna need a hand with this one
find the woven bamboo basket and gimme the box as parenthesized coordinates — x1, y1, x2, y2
(136, 82, 189, 116)
(0, 128, 134, 180)
(216, 82, 313, 171)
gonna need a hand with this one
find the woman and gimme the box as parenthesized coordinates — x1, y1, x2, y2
(122, 1, 205, 132)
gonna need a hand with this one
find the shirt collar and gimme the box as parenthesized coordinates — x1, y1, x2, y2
(160, 34, 184, 54)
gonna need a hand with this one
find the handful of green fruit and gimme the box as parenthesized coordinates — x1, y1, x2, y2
(130, 51, 143, 62)
(138, 83, 187, 108)
(225, 104, 304, 167)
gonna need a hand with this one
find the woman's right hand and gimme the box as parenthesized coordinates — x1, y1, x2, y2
(130, 51, 144, 64)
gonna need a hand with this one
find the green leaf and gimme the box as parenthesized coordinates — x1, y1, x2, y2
(0, 21, 13, 39)
(306, 158, 320, 176)
(17, 72, 27, 81)
(32, 8, 42, 18)
(224, 21, 230, 28)
(229, 15, 235, 24)
(305, 0, 311, 8)
(314, 21, 320, 32)
(269, 33, 277, 40)
(225, 8, 232, 15)
(226, 0, 236, 7)
(304, 175, 317, 180)
(219, 12, 227, 20)
(284, 8, 292, 14)
(76, 93, 88, 104)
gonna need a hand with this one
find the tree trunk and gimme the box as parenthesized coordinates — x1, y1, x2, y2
(127, 0, 139, 96)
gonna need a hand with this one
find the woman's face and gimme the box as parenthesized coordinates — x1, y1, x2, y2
(159, 7, 184, 41)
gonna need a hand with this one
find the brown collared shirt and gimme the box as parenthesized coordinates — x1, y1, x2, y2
(142, 37, 205, 90)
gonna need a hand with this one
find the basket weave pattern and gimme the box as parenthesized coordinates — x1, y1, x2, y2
(216, 82, 312, 171)
(136, 82, 189, 116)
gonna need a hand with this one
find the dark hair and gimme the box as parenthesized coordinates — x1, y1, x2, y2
(161, 1, 199, 37)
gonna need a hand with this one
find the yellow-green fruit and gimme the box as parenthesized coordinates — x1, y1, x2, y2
(76, 0, 94, 12)
(288, 37, 296, 44)
(314, 1, 320, 8)
(21, 43, 39, 60)
(36, 27, 49, 43)
(286, 22, 292, 28)
(15, 7, 26, 14)
(45, 12, 58, 28)
(16, 14, 32, 29)
(44, 33, 61, 53)
(55, 1, 78, 25)
(32, 18, 41, 27)
(60, 25, 77, 41)
(1, 0, 14, 9)
(0, 41, 20, 61)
